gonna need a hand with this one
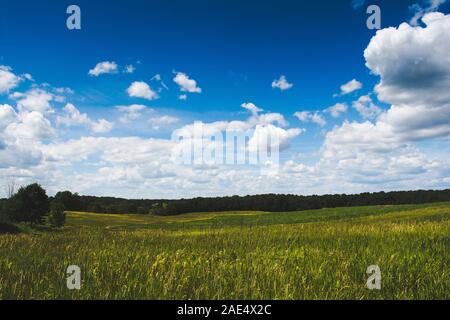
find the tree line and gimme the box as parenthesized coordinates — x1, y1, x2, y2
(50, 191, 165, 215)
(153, 189, 450, 215)
(4, 185, 450, 217)
(1, 184, 449, 226)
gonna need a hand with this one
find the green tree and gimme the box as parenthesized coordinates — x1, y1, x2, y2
(10, 183, 50, 225)
(0, 201, 20, 234)
(149, 202, 168, 215)
(54, 191, 82, 211)
(48, 202, 66, 228)
(0, 201, 7, 223)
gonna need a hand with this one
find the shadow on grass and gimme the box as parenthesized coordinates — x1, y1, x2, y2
(19, 223, 63, 234)
(0, 222, 65, 235)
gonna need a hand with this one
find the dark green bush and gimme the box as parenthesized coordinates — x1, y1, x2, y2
(48, 202, 66, 228)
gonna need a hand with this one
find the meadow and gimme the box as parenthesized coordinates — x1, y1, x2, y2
(0, 202, 448, 300)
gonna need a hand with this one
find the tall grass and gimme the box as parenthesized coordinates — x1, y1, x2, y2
(0, 203, 448, 300)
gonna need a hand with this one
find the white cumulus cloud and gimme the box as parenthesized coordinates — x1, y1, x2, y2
(338, 79, 363, 95)
(173, 72, 202, 93)
(326, 103, 348, 118)
(272, 75, 294, 91)
(0, 104, 17, 130)
(248, 125, 304, 153)
(409, 0, 448, 25)
(124, 65, 136, 74)
(352, 95, 382, 120)
(364, 12, 450, 140)
(0, 66, 21, 94)
(294, 111, 326, 126)
(149, 115, 179, 130)
(88, 61, 118, 77)
(5, 111, 55, 141)
(116, 104, 148, 123)
(315, 12, 450, 190)
(241, 102, 263, 115)
(57, 103, 113, 134)
(91, 119, 114, 134)
(127, 81, 159, 100)
(12, 88, 54, 113)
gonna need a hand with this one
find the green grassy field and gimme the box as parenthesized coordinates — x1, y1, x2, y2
(0, 202, 449, 300)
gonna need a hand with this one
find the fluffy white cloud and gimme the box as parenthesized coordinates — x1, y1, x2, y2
(248, 125, 304, 153)
(294, 111, 326, 126)
(255, 113, 288, 127)
(22, 73, 33, 81)
(378, 104, 450, 140)
(88, 61, 118, 76)
(314, 12, 450, 190)
(0, 66, 21, 94)
(272, 75, 294, 91)
(11, 88, 54, 113)
(318, 120, 450, 188)
(0, 145, 43, 170)
(364, 12, 450, 139)
(116, 104, 147, 123)
(127, 81, 159, 100)
(241, 103, 288, 127)
(241, 102, 263, 115)
(5, 111, 55, 141)
(322, 121, 399, 160)
(54, 87, 74, 95)
(409, 0, 448, 25)
(338, 79, 362, 95)
(314, 11, 450, 178)
(326, 103, 348, 118)
(57, 103, 113, 134)
(365, 12, 450, 108)
(0, 104, 17, 130)
(0, 103, 55, 172)
(352, 95, 382, 120)
(40, 136, 175, 164)
(57, 103, 91, 127)
(2, 112, 448, 198)
(124, 65, 136, 74)
(172, 103, 302, 167)
(173, 72, 202, 93)
(178, 94, 187, 101)
(293, 111, 309, 122)
(173, 120, 249, 139)
(91, 119, 114, 134)
(149, 115, 179, 130)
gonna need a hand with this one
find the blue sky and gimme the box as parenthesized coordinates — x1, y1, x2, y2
(0, 0, 449, 198)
